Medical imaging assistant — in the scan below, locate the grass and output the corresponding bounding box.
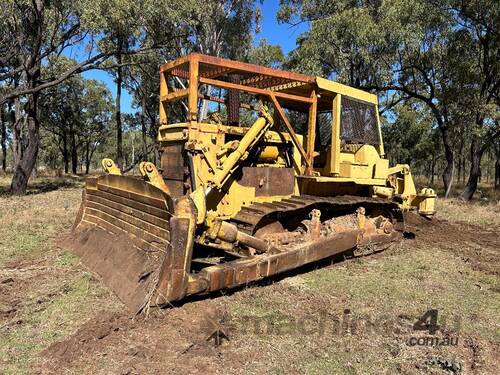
[0,187,82,267]
[0,175,498,374]
[301,246,499,339]
[224,191,499,374]
[436,199,500,227]
[226,241,499,374]
[412,176,500,226]
[0,174,83,196]
[0,273,94,374]
[0,176,121,374]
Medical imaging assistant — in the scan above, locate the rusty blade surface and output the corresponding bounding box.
[62,175,173,313]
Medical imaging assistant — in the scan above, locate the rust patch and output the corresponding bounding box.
[236,166,295,196]
[62,224,164,313]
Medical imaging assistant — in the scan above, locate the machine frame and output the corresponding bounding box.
[157,53,435,215]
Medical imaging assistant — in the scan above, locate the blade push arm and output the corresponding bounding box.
[209,105,274,189]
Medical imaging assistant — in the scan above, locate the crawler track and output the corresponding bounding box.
[230,194,405,235]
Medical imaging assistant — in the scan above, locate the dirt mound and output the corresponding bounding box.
[401,212,499,275]
[40,301,243,374]
[28,212,500,374]
[42,311,129,366]
[403,211,435,229]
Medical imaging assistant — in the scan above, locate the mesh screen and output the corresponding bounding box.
[316,111,333,146]
[340,97,380,144]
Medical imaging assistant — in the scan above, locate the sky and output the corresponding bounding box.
[81,1,308,114]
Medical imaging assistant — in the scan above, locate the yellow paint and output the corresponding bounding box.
[316,77,378,105]
[209,106,273,189]
[327,94,342,175]
[154,54,436,223]
[139,161,171,195]
[101,159,121,175]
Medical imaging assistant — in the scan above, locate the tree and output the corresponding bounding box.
[80,79,114,174]
[0,103,7,172]
[447,1,500,199]
[0,0,192,193]
[494,136,500,189]
[123,0,269,161]
[382,103,434,166]
[279,0,499,199]
[40,58,85,174]
[0,0,112,193]
[86,0,193,171]
[40,58,113,174]
[247,38,284,68]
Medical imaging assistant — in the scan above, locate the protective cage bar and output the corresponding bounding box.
[159,53,381,174]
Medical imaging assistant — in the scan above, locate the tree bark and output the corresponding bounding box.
[85,141,90,174]
[11,95,24,167]
[140,95,148,159]
[495,154,500,189]
[439,126,454,198]
[62,132,69,173]
[70,122,78,174]
[115,38,124,171]
[430,153,436,186]
[0,106,6,172]
[10,92,40,194]
[9,0,44,194]
[495,141,500,190]
[457,140,464,185]
[461,154,466,185]
[462,135,484,200]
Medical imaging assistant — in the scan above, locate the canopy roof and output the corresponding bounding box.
[160,53,378,112]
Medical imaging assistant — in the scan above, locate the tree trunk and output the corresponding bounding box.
[461,154,466,185]
[11,95,24,167]
[494,141,500,190]
[440,127,454,198]
[10,92,40,194]
[115,40,124,171]
[457,154,463,186]
[140,95,147,159]
[8,0,44,194]
[70,123,78,174]
[495,154,500,189]
[457,131,465,185]
[131,132,135,165]
[62,132,69,173]
[85,142,90,174]
[462,136,484,200]
[0,106,6,172]
[430,154,436,186]
[486,150,491,183]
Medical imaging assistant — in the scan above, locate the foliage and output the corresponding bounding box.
[247,38,285,68]
[382,103,435,168]
[279,0,500,197]
[39,58,113,173]
[0,0,497,197]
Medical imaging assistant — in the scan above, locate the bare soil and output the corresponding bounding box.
[29,214,499,375]
[0,180,498,375]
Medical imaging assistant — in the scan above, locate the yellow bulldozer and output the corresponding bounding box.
[65,54,436,313]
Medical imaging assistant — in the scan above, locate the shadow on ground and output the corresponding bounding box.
[0,175,84,196]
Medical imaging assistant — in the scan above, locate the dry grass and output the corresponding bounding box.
[0,176,122,374]
[0,176,498,374]
[226,241,499,374]
[435,199,500,227]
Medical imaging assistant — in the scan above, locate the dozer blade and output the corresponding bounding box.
[62,175,174,313]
